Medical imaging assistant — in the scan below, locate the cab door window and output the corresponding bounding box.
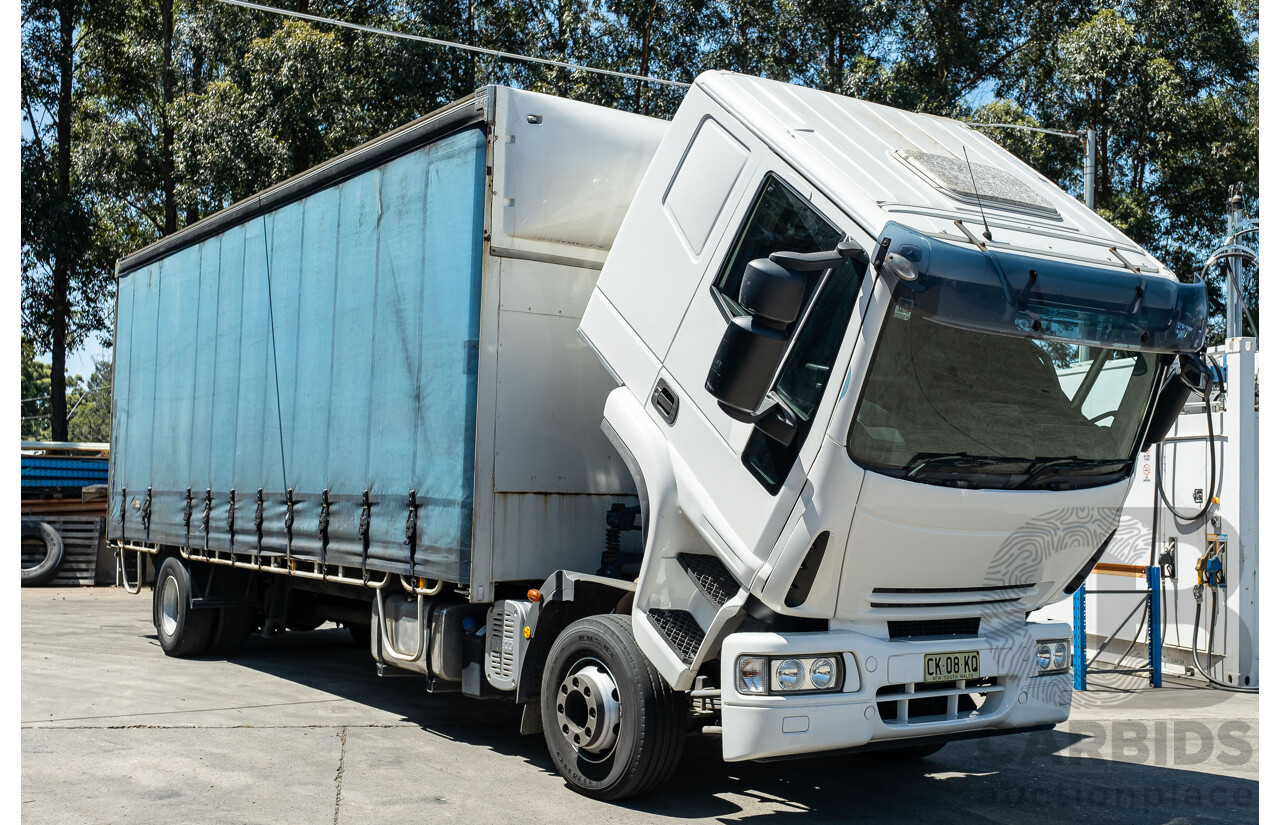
[714,175,864,493]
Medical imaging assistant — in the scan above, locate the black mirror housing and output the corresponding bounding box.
[739,259,806,325]
[706,316,788,414]
[1141,366,1194,451]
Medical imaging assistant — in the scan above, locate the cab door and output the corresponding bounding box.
[658,168,873,577]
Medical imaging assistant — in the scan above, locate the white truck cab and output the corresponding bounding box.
[579,72,1206,764]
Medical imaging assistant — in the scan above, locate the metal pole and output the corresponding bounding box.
[1084,128,1096,211]
[1073,584,1087,691]
[1147,566,1162,687]
[1227,185,1244,339]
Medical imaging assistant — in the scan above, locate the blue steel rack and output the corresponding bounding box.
[1072,566,1162,690]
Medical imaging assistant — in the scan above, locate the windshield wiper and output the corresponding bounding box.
[904,452,1021,478]
[1018,457,1129,490]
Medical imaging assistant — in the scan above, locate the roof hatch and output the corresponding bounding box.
[898,150,1059,218]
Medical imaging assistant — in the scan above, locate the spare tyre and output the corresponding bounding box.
[21,520,65,586]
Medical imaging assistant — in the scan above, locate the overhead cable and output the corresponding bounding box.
[214,0,691,88]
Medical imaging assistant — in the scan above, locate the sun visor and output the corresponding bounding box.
[879,222,1207,354]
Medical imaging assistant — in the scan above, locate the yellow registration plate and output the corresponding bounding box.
[923,650,980,683]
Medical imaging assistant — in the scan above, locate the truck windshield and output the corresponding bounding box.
[848,306,1160,490]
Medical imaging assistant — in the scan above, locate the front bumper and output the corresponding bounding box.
[719,623,1073,761]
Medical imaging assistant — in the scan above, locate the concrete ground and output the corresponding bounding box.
[22,587,1258,824]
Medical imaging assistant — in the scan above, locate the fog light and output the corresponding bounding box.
[736,656,767,694]
[775,659,804,691]
[809,658,836,690]
[1053,642,1068,670]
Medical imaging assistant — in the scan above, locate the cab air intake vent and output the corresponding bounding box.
[785,532,829,608]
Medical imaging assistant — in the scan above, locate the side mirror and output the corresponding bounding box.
[705,241,867,434]
[1141,354,1208,451]
[705,259,805,415]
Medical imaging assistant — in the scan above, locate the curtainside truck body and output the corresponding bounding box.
[109,73,1208,799]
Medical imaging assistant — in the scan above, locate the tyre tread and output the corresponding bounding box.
[542,613,687,800]
[20,520,66,586]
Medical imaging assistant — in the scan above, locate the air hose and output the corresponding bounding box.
[1155,353,1219,523]
[1191,583,1258,693]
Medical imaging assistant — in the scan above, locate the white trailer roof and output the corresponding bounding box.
[696,72,1169,278]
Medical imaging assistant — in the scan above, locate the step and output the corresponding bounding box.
[677,552,738,608]
[647,608,705,665]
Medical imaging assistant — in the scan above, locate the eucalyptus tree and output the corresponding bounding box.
[996,0,1256,337]
[21,0,120,441]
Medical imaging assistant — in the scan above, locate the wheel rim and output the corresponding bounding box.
[160,573,180,637]
[554,657,622,762]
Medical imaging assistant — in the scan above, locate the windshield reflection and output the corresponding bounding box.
[848,302,1160,490]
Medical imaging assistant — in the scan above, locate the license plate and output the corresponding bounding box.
[923,650,980,683]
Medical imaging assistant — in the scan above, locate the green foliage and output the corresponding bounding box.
[21,338,53,442]
[67,358,113,443]
[21,0,1260,391]
[20,338,108,443]
[997,0,1257,342]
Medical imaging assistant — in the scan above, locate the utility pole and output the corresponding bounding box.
[1084,128,1096,210]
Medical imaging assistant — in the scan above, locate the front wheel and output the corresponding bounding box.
[541,614,687,800]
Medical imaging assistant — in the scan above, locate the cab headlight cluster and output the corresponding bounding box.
[736,655,844,695]
[1034,639,1070,675]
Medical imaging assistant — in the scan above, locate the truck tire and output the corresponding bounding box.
[207,606,255,656]
[540,614,687,800]
[20,520,65,586]
[879,742,946,761]
[154,556,213,657]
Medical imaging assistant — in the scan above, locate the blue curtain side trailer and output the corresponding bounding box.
[108,88,666,599]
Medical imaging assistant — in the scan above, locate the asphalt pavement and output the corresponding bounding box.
[21,587,1259,824]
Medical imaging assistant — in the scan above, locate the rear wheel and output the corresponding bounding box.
[154,557,213,657]
[540,614,687,800]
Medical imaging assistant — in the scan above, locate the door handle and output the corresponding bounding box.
[651,379,679,425]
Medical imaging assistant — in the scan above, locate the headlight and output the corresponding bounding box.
[1034,639,1070,675]
[734,654,845,694]
[809,658,836,690]
[775,659,804,691]
[736,656,767,694]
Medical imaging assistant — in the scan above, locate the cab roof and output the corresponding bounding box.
[696,72,1170,279]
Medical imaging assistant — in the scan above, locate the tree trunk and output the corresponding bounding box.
[51,0,76,442]
[161,0,176,234]
[636,1,659,115]
[186,42,204,226]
